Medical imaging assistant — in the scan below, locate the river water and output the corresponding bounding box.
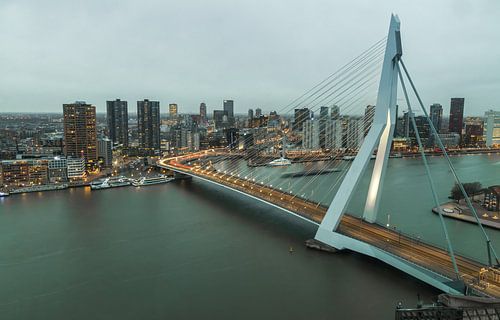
[0,154,499,319]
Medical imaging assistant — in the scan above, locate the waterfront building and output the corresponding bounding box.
[302,119,320,150]
[225,128,239,149]
[484,110,500,147]
[48,157,68,183]
[199,102,207,121]
[67,157,86,180]
[137,99,161,153]
[324,120,343,150]
[429,103,443,133]
[449,98,464,138]
[98,138,113,168]
[463,117,484,146]
[293,108,310,132]
[0,159,49,188]
[106,99,128,147]
[63,101,98,170]
[437,133,460,148]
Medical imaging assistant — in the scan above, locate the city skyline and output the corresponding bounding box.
[0,1,499,115]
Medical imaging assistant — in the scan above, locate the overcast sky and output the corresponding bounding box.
[0,0,498,116]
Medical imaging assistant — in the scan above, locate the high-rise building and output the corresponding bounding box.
[169,103,178,118]
[137,99,161,153]
[98,137,113,168]
[223,100,234,119]
[324,120,342,150]
[302,119,320,149]
[319,106,329,148]
[429,103,443,133]
[63,101,97,169]
[449,98,464,137]
[199,102,207,121]
[345,117,365,149]
[248,108,254,119]
[255,108,262,117]
[462,117,484,146]
[293,108,310,131]
[331,105,340,120]
[484,110,500,147]
[106,99,128,147]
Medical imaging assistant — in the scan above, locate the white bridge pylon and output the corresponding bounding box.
[316,14,401,236]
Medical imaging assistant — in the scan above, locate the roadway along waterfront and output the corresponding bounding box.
[159,151,500,297]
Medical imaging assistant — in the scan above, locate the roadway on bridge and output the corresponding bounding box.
[158,151,500,298]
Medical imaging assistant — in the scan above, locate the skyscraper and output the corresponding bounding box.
[293,108,310,131]
[302,119,320,149]
[97,137,113,168]
[248,108,254,119]
[106,99,128,147]
[429,103,443,133]
[63,101,97,169]
[223,100,234,125]
[319,106,329,148]
[199,102,207,121]
[449,98,464,137]
[169,103,178,118]
[255,108,262,117]
[137,99,161,153]
[331,105,340,120]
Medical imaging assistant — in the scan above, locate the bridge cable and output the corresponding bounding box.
[399,58,500,267]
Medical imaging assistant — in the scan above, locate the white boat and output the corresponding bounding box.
[342,155,376,161]
[91,176,131,190]
[132,175,175,187]
[0,191,10,197]
[268,135,292,167]
[268,157,292,166]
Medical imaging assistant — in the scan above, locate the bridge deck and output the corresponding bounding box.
[158,152,500,298]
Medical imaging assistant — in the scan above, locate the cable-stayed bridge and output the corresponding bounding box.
[158,15,500,298]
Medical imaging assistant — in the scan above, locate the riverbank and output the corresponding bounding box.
[433,201,500,230]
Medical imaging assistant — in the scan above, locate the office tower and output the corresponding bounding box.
[324,120,343,149]
[364,105,376,136]
[429,103,443,133]
[199,102,207,120]
[169,103,178,118]
[223,100,234,119]
[331,105,340,120]
[63,101,97,169]
[98,138,113,168]
[293,108,310,131]
[484,110,500,147]
[449,98,465,136]
[255,108,262,117]
[319,106,329,148]
[302,119,320,149]
[248,108,254,119]
[137,99,161,152]
[106,99,128,147]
